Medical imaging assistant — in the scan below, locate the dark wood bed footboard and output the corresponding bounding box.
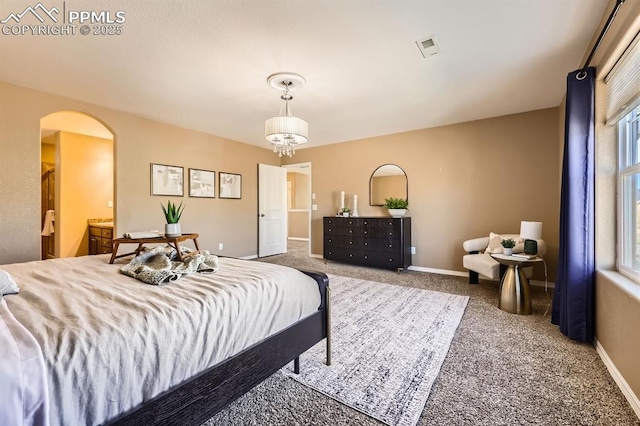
[108,270,330,426]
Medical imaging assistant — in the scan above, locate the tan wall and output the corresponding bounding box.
[288,211,309,239]
[284,108,560,280]
[596,272,640,401]
[0,81,279,264]
[57,132,114,257]
[287,172,310,238]
[41,138,55,163]
[584,0,640,406]
[295,173,310,209]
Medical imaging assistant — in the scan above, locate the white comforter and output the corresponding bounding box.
[1,255,321,426]
[0,297,49,426]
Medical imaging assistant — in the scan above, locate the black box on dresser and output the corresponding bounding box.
[323,216,411,271]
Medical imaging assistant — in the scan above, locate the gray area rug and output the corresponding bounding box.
[281,274,468,426]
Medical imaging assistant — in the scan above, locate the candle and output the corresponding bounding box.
[353,195,359,217]
[341,191,345,209]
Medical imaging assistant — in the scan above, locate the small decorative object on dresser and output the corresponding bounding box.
[383,197,408,218]
[323,216,411,271]
[501,238,516,256]
[162,200,184,237]
[339,207,351,217]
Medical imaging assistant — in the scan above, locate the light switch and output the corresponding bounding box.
[107,200,113,208]
[312,204,318,211]
[312,193,316,200]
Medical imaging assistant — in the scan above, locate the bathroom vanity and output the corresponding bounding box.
[88,219,114,255]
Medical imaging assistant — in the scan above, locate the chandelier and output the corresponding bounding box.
[265,73,309,157]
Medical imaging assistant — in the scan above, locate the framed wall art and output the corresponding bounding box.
[151,163,184,197]
[219,172,242,199]
[189,168,216,198]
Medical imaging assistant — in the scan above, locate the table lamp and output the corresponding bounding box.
[520,221,543,255]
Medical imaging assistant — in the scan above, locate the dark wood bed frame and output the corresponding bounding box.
[108,270,331,426]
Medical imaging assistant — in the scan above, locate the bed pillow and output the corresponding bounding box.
[0,269,20,295]
[484,232,524,254]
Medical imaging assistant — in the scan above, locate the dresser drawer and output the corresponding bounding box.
[101,238,113,248]
[101,228,113,239]
[369,219,401,237]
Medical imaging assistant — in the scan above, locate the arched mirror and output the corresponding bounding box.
[369,164,408,206]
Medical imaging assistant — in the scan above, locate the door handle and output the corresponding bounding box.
[259,214,265,217]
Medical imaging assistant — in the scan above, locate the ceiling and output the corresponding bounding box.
[0,1,608,149]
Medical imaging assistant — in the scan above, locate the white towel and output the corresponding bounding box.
[0,269,19,295]
[41,210,55,236]
[123,230,162,239]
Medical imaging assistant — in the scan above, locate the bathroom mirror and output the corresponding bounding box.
[369,164,408,206]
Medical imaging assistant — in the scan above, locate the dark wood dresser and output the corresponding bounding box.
[323,216,411,271]
[88,222,114,255]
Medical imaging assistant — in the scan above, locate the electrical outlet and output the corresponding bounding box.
[312,204,318,211]
[218,243,224,250]
[411,246,416,254]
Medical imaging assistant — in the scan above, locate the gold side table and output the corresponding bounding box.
[490,254,543,315]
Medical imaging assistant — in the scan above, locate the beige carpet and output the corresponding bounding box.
[205,241,639,426]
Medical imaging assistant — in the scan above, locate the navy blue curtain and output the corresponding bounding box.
[552,67,596,343]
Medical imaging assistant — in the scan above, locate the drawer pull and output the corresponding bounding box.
[328,239,332,243]
[389,258,393,262]
[364,255,368,259]
[389,244,392,248]
[349,221,353,225]
[349,254,353,258]
[349,230,353,234]
[349,241,353,245]
[389,232,393,236]
[364,242,368,246]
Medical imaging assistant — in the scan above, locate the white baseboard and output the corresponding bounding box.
[309,254,323,259]
[407,265,555,287]
[408,265,467,277]
[239,254,258,260]
[288,237,309,241]
[594,338,640,420]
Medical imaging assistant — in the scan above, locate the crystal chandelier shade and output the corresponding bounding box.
[264,73,309,157]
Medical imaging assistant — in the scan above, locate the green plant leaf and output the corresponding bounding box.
[162,200,184,224]
[383,197,409,209]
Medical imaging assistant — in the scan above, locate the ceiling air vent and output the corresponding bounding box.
[416,35,441,58]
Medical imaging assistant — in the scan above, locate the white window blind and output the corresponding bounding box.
[605,32,640,125]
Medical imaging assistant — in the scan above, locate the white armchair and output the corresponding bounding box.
[462,233,546,284]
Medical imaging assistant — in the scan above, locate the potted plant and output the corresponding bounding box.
[340,207,351,217]
[501,238,516,256]
[383,197,409,218]
[161,200,184,237]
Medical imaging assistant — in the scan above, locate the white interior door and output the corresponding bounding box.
[258,163,287,257]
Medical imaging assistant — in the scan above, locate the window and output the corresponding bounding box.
[618,106,640,281]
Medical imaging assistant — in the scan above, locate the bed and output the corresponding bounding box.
[0,254,330,426]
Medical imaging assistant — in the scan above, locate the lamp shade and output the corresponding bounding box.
[265,116,309,144]
[520,221,543,240]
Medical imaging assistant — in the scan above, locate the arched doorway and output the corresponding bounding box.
[40,111,115,259]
